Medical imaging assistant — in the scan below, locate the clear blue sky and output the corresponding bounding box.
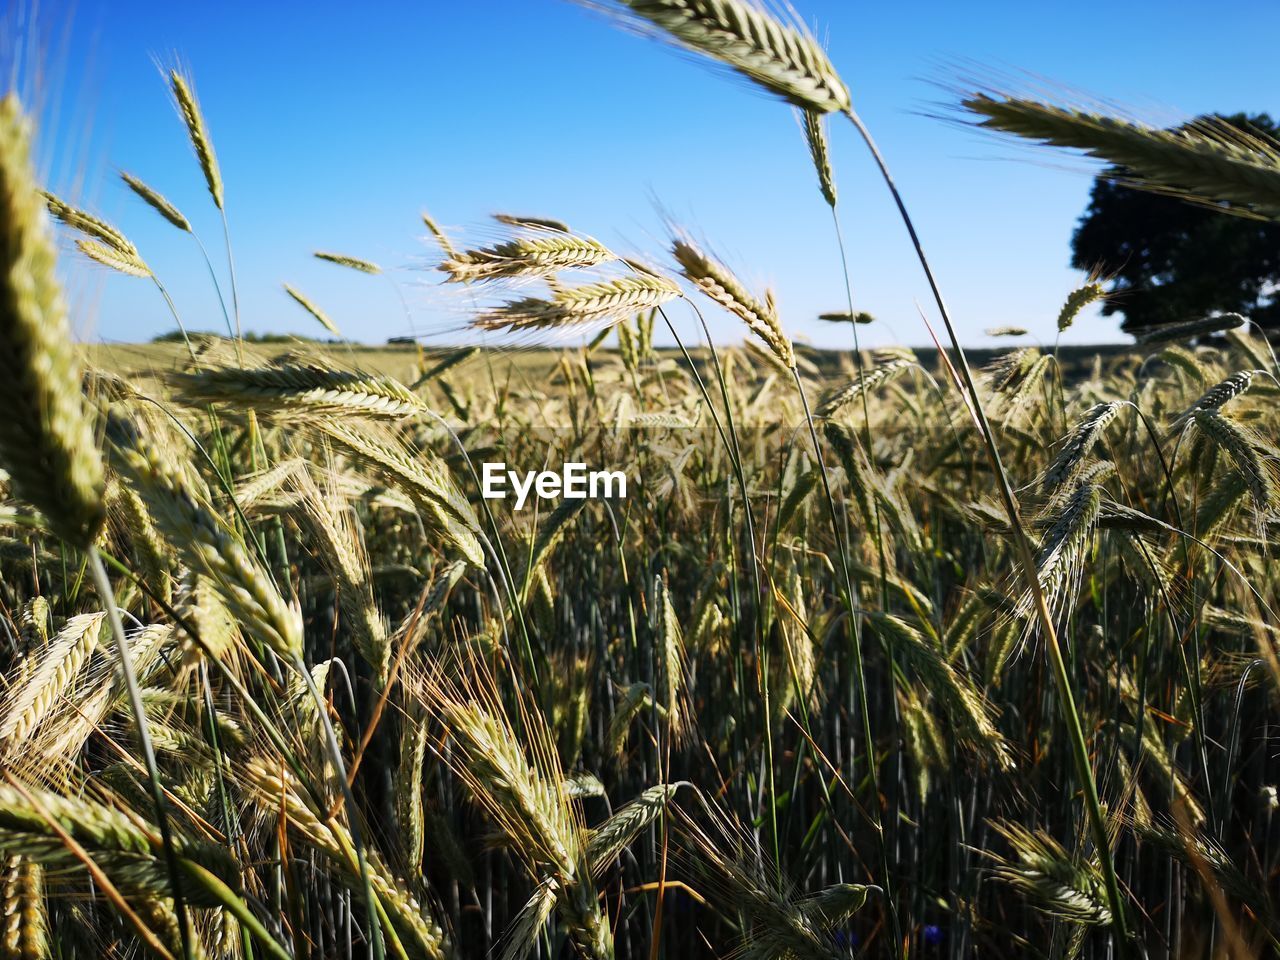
[15,0,1280,349]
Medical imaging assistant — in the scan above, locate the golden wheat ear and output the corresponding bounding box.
[440,232,614,284]
[474,274,680,335]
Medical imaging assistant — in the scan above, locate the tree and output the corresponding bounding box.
[1070,112,1280,335]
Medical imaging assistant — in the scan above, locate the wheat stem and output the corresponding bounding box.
[842,104,1131,950]
[87,549,195,960]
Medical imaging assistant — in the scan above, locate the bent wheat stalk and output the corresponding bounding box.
[840,104,1132,947]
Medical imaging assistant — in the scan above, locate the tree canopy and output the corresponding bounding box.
[1070,112,1280,335]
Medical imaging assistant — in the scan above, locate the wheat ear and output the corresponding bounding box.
[107,413,304,660]
[1057,281,1105,332]
[492,213,572,232]
[440,234,614,283]
[172,359,424,420]
[420,210,457,258]
[75,239,152,277]
[0,613,103,753]
[817,356,916,417]
[1042,401,1124,492]
[1131,312,1246,344]
[1192,410,1274,512]
[169,70,223,210]
[801,108,837,207]
[964,95,1280,217]
[0,855,45,960]
[120,173,191,232]
[283,284,341,337]
[0,97,106,547]
[474,274,679,334]
[671,237,793,366]
[986,820,1112,926]
[314,251,381,274]
[600,0,851,114]
[319,421,485,566]
[39,191,136,255]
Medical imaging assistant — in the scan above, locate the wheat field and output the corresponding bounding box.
[2,2,1280,958]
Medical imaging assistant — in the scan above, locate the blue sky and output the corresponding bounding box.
[15,0,1280,348]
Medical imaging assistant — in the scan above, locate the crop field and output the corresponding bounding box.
[3,2,1280,959]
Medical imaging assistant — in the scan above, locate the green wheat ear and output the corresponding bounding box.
[0,96,106,548]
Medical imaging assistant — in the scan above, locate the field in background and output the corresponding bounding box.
[93,339,1134,391]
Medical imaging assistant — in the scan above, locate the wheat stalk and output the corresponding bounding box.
[0,97,106,548]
